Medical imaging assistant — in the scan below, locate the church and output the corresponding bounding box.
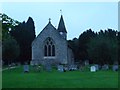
[31,15,74,66]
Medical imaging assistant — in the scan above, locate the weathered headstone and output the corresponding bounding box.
[90,66,96,72]
[63,66,68,71]
[58,65,63,72]
[68,65,72,71]
[74,65,77,70]
[68,65,77,71]
[45,62,52,72]
[84,60,89,66]
[11,63,15,66]
[102,64,109,70]
[113,65,118,71]
[23,64,29,73]
[30,61,34,66]
[94,64,99,71]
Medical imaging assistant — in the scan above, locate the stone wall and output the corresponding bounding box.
[31,22,68,65]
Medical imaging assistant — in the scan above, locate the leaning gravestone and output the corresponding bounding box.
[58,65,63,72]
[90,66,96,72]
[23,64,29,73]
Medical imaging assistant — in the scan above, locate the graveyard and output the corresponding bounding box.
[2,65,118,88]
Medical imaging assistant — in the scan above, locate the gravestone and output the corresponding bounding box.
[68,65,72,71]
[30,61,34,66]
[11,63,15,66]
[69,65,73,71]
[84,60,89,66]
[58,65,63,72]
[112,65,118,71]
[43,59,52,72]
[23,64,29,73]
[73,65,77,70]
[94,64,99,71]
[63,66,68,72]
[68,65,77,71]
[90,66,96,72]
[102,64,109,70]
[45,62,52,72]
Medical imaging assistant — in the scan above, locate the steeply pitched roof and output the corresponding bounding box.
[57,15,67,33]
[43,20,56,30]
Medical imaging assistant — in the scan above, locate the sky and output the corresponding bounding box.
[1,2,118,40]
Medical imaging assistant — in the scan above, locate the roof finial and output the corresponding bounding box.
[49,18,51,23]
[60,9,62,15]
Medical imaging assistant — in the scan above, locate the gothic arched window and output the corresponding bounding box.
[44,37,55,57]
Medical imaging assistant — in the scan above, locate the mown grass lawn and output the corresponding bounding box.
[2,66,118,88]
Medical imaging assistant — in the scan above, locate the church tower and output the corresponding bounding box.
[57,15,67,39]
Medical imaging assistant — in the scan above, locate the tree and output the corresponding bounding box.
[78,29,96,62]
[1,13,20,64]
[1,13,20,40]
[87,29,118,65]
[10,17,36,63]
[0,21,2,41]
[2,36,20,65]
[117,31,120,64]
[68,38,79,62]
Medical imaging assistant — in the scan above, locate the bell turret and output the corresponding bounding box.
[57,15,67,39]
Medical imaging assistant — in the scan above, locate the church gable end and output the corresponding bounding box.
[31,15,74,66]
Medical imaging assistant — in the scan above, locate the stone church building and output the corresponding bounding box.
[31,15,74,66]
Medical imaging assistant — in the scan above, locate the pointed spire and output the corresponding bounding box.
[58,15,67,33]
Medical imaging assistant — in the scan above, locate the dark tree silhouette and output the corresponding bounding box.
[117,31,120,64]
[87,29,118,65]
[1,13,20,64]
[78,29,96,62]
[10,17,36,64]
[68,29,118,65]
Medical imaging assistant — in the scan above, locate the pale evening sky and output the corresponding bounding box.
[1,2,118,40]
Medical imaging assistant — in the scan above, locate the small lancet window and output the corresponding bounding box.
[44,45,47,56]
[52,45,55,56]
